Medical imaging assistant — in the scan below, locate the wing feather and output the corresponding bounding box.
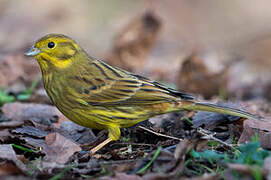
[68,60,195,106]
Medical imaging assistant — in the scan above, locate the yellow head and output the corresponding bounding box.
[25,34,81,70]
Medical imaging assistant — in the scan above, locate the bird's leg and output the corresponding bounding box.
[90,137,112,155]
[90,126,120,155]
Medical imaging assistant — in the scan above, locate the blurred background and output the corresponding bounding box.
[1,0,271,107]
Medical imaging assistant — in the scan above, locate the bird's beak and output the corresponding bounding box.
[24,45,41,57]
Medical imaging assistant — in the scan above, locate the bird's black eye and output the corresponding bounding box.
[48,42,55,48]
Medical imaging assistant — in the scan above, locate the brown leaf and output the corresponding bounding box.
[0,121,24,129]
[0,129,14,142]
[107,12,161,72]
[2,102,61,122]
[0,162,22,176]
[172,139,196,174]
[101,172,143,180]
[58,121,96,144]
[20,137,47,153]
[227,61,271,100]
[12,126,49,138]
[143,173,174,180]
[0,144,27,175]
[177,54,229,99]
[182,173,219,180]
[44,132,81,164]
[174,139,194,160]
[239,117,271,149]
[0,54,39,89]
[2,102,69,130]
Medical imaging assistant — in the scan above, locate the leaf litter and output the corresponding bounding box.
[0,6,271,180]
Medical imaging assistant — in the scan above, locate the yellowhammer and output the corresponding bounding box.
[25,34,260,154]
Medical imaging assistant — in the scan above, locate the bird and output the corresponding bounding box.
[24,34,260,155]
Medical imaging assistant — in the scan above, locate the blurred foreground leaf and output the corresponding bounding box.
[0,76,41,106]
[0,89,15,106]
[232,141,269,166]
[190,139,269,167]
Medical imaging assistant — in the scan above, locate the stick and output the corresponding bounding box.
[138,125,183,141]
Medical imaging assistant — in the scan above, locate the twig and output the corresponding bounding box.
[138,125,183,141]
[197,127,239,152]
[112,142,156,147]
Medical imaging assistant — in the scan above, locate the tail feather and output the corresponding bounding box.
[182,101,262,120]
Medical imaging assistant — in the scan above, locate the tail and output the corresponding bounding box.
[182,101,262,120]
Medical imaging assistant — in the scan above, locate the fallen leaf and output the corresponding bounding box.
[177,54,229,99]
[0,129,14,142]
[174,139,194,160]
[2,102,63,123]
[172,139,196,174]
[0,121,24,129]
[59,121,96,145]
[72,159,101,175]
[12,126,49,138]
[107,12,161,72]
[2,102,69,131]
[0,144,27,175]
[20,136,47,153]
[239,117,271,149]
[143,173,174,180]
[101,172,143,180]
[181,173,219,180]
[0,162,23,176]
[0,54,40,89]
[228,60,271,100]
[44,132,81,164]
[192,111,239,129]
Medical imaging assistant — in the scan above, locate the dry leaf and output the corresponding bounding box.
[2,102,69,130]
[107,12,161,72]
[44,132,81,164]
[0,54,39,89]
[101,172,143,180]
[178,54,229,99]
[0,145,27,175]
[239,117,271,149]
[12,126,49,138]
